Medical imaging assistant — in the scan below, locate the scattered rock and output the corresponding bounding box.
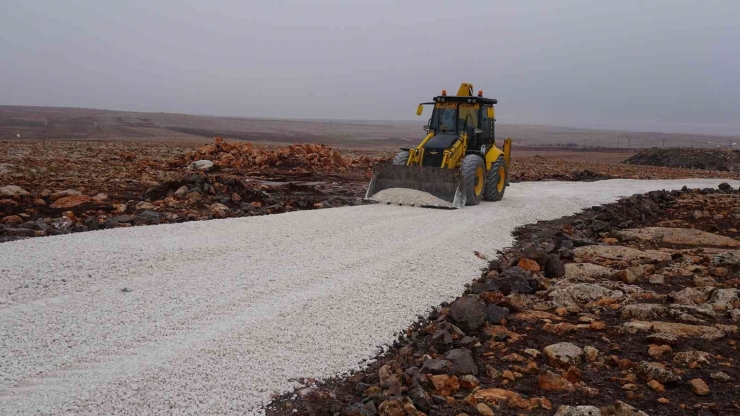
[648,344,673,360]
[554,406,601,416]
[688,378,709,396]
[517,257,540,272]
[622,321,727,341]
[635,361,681,383]
[188,159,214,170]
[543,342,584,367]
[445,348,478,376]
[472,403,492,416]
[209,203,230,218]
[449,296,487,332]
[0,185,29,197]
[647,379,665,393]
[485,304,509,323]
[544,254,566,278]
[538,370,576,392]
[583,346,599,363]
[573,245,671,262]
[430,374,459,396]
[648,274,665,285]
[563,263,614,282]
[710,372,731,382]
[673,350,712,366]
[50,195,91,209]
[495,266,537,295]
[2,215,22,225]
[549,283,623,309]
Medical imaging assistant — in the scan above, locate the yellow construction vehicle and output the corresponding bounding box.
[366,83,512,208]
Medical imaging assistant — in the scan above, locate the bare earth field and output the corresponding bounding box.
[2,137,739,244]
[2,105,737,148]
[3,106,740,416]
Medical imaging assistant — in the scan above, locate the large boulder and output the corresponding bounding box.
[711,251,740,267]
[495,266,537,295]
[544,254,566,278]
[449,295,487,332]
[549,283,623,308]
[444,348,478,376]
[622,321,727,341]
[0,185,29,198]
[573,245,671,262]
[564,263,614,282]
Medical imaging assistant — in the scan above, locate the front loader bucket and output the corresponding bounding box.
[365,164,464,209]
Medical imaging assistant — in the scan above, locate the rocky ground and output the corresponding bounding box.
[267,183,740,416]
[0,138,385,242]
[624,148,740,172]
[2,139,739,243]
[510,155,740,182]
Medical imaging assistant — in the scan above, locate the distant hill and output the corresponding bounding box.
[1,105,735,149]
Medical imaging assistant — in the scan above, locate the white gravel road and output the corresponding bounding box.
[0,179,736,415]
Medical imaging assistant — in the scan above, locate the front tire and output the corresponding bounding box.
[483,155,507,201]
[462,154,485,206]
[392,150,410,166]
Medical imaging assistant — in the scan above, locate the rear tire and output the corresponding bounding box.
[392,151,410,166]
[462,154,485,206]
[483,155,507,201]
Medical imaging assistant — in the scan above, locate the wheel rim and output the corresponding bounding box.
[475,166,484,196]
[497,166,506,192]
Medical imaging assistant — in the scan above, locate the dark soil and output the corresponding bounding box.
[624,148,740,172]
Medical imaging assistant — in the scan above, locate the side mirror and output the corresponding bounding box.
[487,106,494,119]
[416,104,424,116]
[423,125,430,132]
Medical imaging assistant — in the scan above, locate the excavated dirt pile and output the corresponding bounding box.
[268,183,740,416]
[624,148,740,172]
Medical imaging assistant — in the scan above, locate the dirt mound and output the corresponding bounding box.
[624,148,740,172]
[171,137,383,175]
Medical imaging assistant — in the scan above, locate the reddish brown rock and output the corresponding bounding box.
[50,195,91,209]
[430,374,459,397]
[538,370,576,392]
[688,378,709,396]
[517,258,541,272]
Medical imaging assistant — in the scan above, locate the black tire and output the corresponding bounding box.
[461,154,485,206]
[392,150,410,166]
[483,155,507,201]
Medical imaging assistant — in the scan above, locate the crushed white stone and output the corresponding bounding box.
[0,179,737,415]
[370,187,453,207]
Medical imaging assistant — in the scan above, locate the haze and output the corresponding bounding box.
[1,0,738,136]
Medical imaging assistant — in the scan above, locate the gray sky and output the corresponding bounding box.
[1,0,739,135]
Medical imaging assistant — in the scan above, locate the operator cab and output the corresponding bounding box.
[419,88,498,158]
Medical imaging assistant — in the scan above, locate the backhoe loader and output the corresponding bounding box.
[366,83,512,208]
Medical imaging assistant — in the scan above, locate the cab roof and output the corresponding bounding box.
[432,95,498,105]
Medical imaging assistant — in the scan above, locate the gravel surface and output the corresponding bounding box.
[0,179,737,415]
[370,187,453,207]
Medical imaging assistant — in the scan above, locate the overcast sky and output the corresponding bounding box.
[1,0,738,135]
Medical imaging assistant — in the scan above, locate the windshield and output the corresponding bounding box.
[431,108,457,133]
